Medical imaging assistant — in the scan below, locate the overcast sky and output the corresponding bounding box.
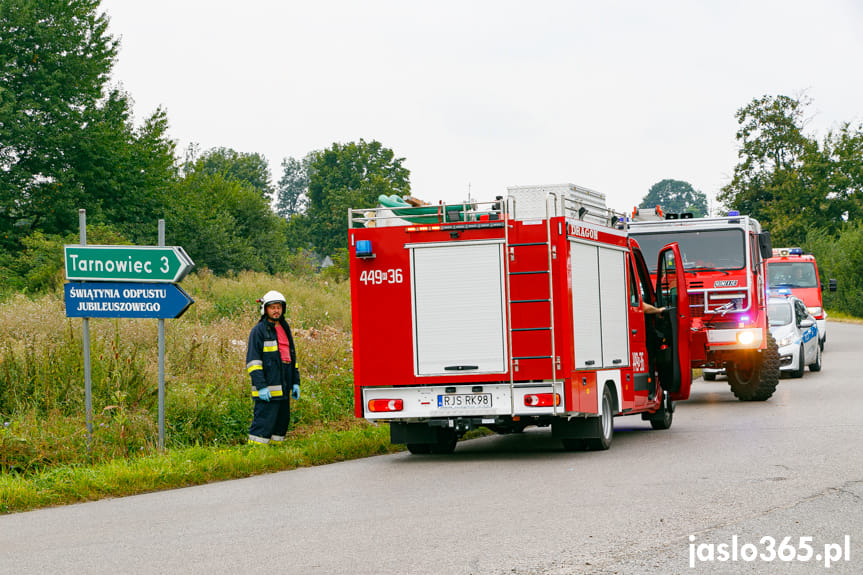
[99,0,863,213]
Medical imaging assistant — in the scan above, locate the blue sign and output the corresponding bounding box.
[64,282,194,318]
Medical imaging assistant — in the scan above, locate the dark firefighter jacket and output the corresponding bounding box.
[246,316,299,400]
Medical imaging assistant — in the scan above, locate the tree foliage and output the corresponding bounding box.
[0,0,176,247]
[805,223,863,317]
[306,139,410,256]
[0,224,128,295]
[184,147,272,200]
[640,179,708,217]
[717,94,862,245]
[165,172,288,275]
[275,154,313,219]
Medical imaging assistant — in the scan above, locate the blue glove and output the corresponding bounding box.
[291,384,300,400]
[257,387,271,402]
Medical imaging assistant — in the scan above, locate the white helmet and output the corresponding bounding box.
[258,290,286,316]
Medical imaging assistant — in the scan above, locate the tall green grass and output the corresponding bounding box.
[0,270,356,475]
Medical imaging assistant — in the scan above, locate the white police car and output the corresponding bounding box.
[768,295,821,377]
[701,295,821,380]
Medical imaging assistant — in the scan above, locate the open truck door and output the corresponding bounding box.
[655,243,692,400]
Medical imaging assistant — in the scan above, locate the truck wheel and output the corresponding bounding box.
[809,345,822,372]
[790,345,805,378]
[586,386,614,451]
[406,443,432,455]
[561,438,587,451]
[703,371,717,381]
[429,429,458,454]
[648,391,674,430]
[727,333,780,401]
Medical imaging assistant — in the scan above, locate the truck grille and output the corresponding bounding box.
[689,290,749,317]
[689,293,705,317]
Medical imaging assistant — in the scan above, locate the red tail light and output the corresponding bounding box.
[368,399,404,412]
[524,393,560,407]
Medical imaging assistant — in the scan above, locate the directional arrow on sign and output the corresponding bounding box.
[64,282,195,319]
[64,245,195,283]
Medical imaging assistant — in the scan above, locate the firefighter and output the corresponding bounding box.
[246,290,300,445]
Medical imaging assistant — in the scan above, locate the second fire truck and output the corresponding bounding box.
[766,247,835,350]
[348,185,692,454]
[628,209,780,401]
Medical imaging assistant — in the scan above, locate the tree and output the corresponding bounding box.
[275,154,314,219]
[823,121,863,223]
[73,102,177,245]
[165,172,289,275]
[717,94,843,245]
[640,179,708,217]
[306,139,410,256]
[184,147,272,199]
[0,0,177,246]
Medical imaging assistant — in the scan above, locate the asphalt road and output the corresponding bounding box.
[1,321,861,575]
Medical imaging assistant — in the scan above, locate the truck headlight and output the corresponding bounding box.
[736,331,755,345]
[807,306,822,318]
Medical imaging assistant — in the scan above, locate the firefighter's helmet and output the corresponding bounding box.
[258,290,286,316]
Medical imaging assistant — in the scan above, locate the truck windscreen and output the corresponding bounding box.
[767,262,818,288]
[630,229,746,273]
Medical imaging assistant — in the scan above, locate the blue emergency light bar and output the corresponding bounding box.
[773,247,804,257]
[768,287,793,297]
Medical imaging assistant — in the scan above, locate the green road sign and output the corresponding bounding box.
[64,245,195,283]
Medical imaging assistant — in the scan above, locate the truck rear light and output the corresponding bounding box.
[368,399,404,412]
[524,393,560,407]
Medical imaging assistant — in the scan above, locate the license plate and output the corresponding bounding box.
[437,393,492,408]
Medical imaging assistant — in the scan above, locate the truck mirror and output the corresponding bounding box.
[758,232,772,259]
[829,278,837,292]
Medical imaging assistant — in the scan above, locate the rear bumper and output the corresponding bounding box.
[362,382,562,420]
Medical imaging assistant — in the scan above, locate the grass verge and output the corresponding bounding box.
[825,310,863,325]
[0,423,401,515]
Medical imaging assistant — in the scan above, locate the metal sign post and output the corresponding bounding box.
[158,219,166,450]
[79,210,93,454]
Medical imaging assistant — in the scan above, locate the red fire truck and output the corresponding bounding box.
[766,247,835,350]
[627,209,780,401]
[348,185,692,454]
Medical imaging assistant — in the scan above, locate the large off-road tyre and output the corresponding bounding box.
[585,386,614,451]
[406,443,432,455]
[809,344,822,372]
[790,345,805,378]
[703,371,717,381]
[727,332,780,401]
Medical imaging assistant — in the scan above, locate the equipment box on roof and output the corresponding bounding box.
[506,183,608,223]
